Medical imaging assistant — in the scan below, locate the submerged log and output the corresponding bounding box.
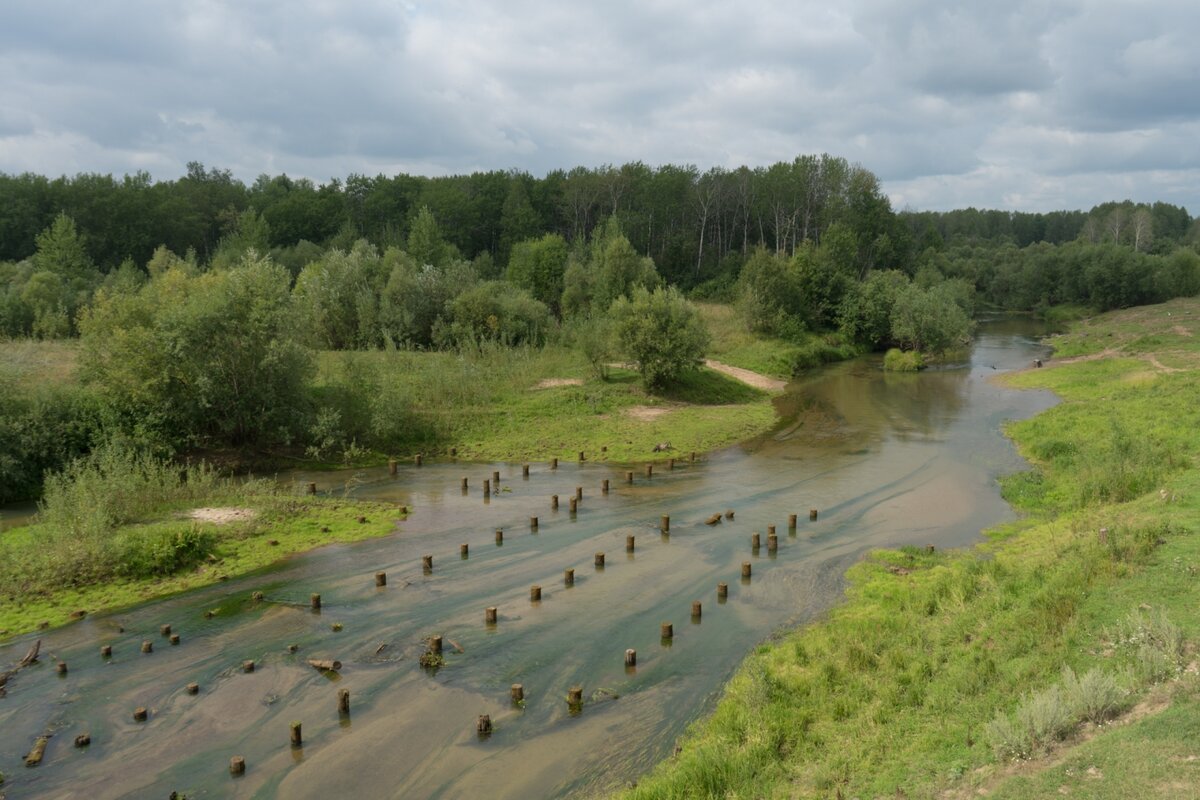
[307,659,342,672]
[705,513,722,525]
[24,735,50,766]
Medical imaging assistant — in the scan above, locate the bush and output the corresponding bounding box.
[610,286,711,389]
[883,348,924,371]
[1061,666,1127,724]
[113,525,215,579]
[986,683,1075,760]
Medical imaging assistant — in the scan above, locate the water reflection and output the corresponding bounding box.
[0,318,1056,799]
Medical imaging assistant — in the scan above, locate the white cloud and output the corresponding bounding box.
[0,0,1197,211]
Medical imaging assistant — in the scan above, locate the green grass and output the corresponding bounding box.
[0,495,401,640]
[697,303,860,379]
[312,340,777,464]
[617,296,1200,799]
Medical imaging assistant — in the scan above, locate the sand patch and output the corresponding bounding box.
[625,405,672,421]
[187,507,258,525]
[703,359,786,392]
[1173,324,1193,337]
[533,378,583,389]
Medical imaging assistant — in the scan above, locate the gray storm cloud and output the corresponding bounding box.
[0,0,1196,211]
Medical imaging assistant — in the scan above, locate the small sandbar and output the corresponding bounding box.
[533,377,583,389]
[186,507,258,525]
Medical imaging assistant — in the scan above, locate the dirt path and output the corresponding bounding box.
[703,359,787,392]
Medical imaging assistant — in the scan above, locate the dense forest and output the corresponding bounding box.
[2,154,1200,504]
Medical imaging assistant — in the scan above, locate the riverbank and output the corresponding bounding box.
[0,495,403,642]
[619,297,1200,798]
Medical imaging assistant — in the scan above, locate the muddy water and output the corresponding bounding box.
[0,317,1056,799]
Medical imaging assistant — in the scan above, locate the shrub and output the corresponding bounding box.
[610,286,711,389]
[883,348,924,371]
[113,525,215,579]
[986,683,1075,760]
[1061,666,1127,724]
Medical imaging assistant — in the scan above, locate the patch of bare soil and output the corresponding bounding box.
[703,359,787,392]
[187,507,258,525]
[625,405,673,421]
[533,377,584,389]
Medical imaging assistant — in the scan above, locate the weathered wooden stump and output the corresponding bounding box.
[133,707,148,722]
[414,454,423,466]
[170,633,181,646]
[429,635,443,654]
[751,533,761,550]
[661,622,673,639]
[101,645,112,657]
[595,552,605,568]
[602,478,609,494]
[422,554,433,573]
[160,624,172,637]
[522,463,530,477]
[25,735,50,766]
[568,686,583,705]
[626,535,635,552]
[550,457,558,470]
[809,508,818,520]
[460,543,469,558]
[229,755,246,776]
[485,607,498,624]
[626,471,634,484]
[625,648,637,667]
[308,659,342,672]
[388,458,397,475]
[717,582,728,598]
[338,689,350,715]
[290,722,303,747]
[742,562,752,578]
[767,533,778,552]
[564,568,575,586]
[307,482,317,495]
[311,593,321,610]
[375,572,387,587]
[495,529,504,545]
[691,601,702,619]
[186,682,200,695]
[477,714,492,735]
[511,684,524,703]
[530,585,542,602]
[242,660,255,673]
[74,733,90,748]
[661,515,670,532]
[141,640,153,654]
[530,516,539,531]
[705,513,722,525]
[788,513,798,529]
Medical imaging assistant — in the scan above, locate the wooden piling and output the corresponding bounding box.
[187,682,199,695]
[229,756,246,776]
[290,722,302,747]
[576,486,583,501]
[595,552,605,567]
[692,601,702,619]
[101,645,112,657]
[668,458,675,470]
[579,450,585,461]
[242,660,255,673]
[415,454,423,466]
[751,533,761,549]
[564,568,575,586]
[661,514,670,532]
[522,463,530,477]
[767,533,778,552]
[788,513,798,529]
[74,734,90,748]
[511,684,524,703]
[569,496,578,514]
[141,640,153,654]
[388,458,397,475]
[741,562,752,578]
[550,457,558,470]
[626,471,634,484]
[495,529,504,545]
[492,470,500,486]
[429,635,443,654]
[530,516,539,531]
[307,482,317,495]
[160,624,171,637]
[170,634,181,646]
[767,524,776,537]
[568,686,583,705]
[645,465,653,478]
[602,478,609,494]
[461,477,469,491]
[311,593,321,610]
[661,622,673,639]
[252,591,264,601]
[133,707,148,722]
[483,478,491,495]
[57,661,67,675]
[460,543,469,558]
[626,535,635,552]
[477,714,493,734]
[530,585,542,602]
[337,689,350,715]
[717,582,728,598]
[375,572,387,587]
[24,735,50,766]
[809,508,818,520]
[422,554,433,572]
[450,447,457,456]
[625,648,637,666]
[485,607,498,624]
[552,494,559,509]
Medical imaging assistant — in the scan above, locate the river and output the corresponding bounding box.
[0,317,1057,799]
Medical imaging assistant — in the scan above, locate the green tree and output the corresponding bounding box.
[890,283,973,354]
[406,205,452,268]
[507,233,569,311]
[610,286,710,389]
[79,251,313,447]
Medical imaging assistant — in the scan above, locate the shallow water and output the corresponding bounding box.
[0,317,1056,799]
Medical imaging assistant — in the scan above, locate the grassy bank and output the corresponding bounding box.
[619,297,1200,799]
[698,303,861,380]
[0,449,402,640]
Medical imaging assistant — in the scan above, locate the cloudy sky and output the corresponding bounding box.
[2,0,1198,212]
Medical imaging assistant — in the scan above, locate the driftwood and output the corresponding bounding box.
[704,513,722,525]
[446,638,465,654]
[0,639,41,697]
[307,658,342,672]
[24,734,50,766]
